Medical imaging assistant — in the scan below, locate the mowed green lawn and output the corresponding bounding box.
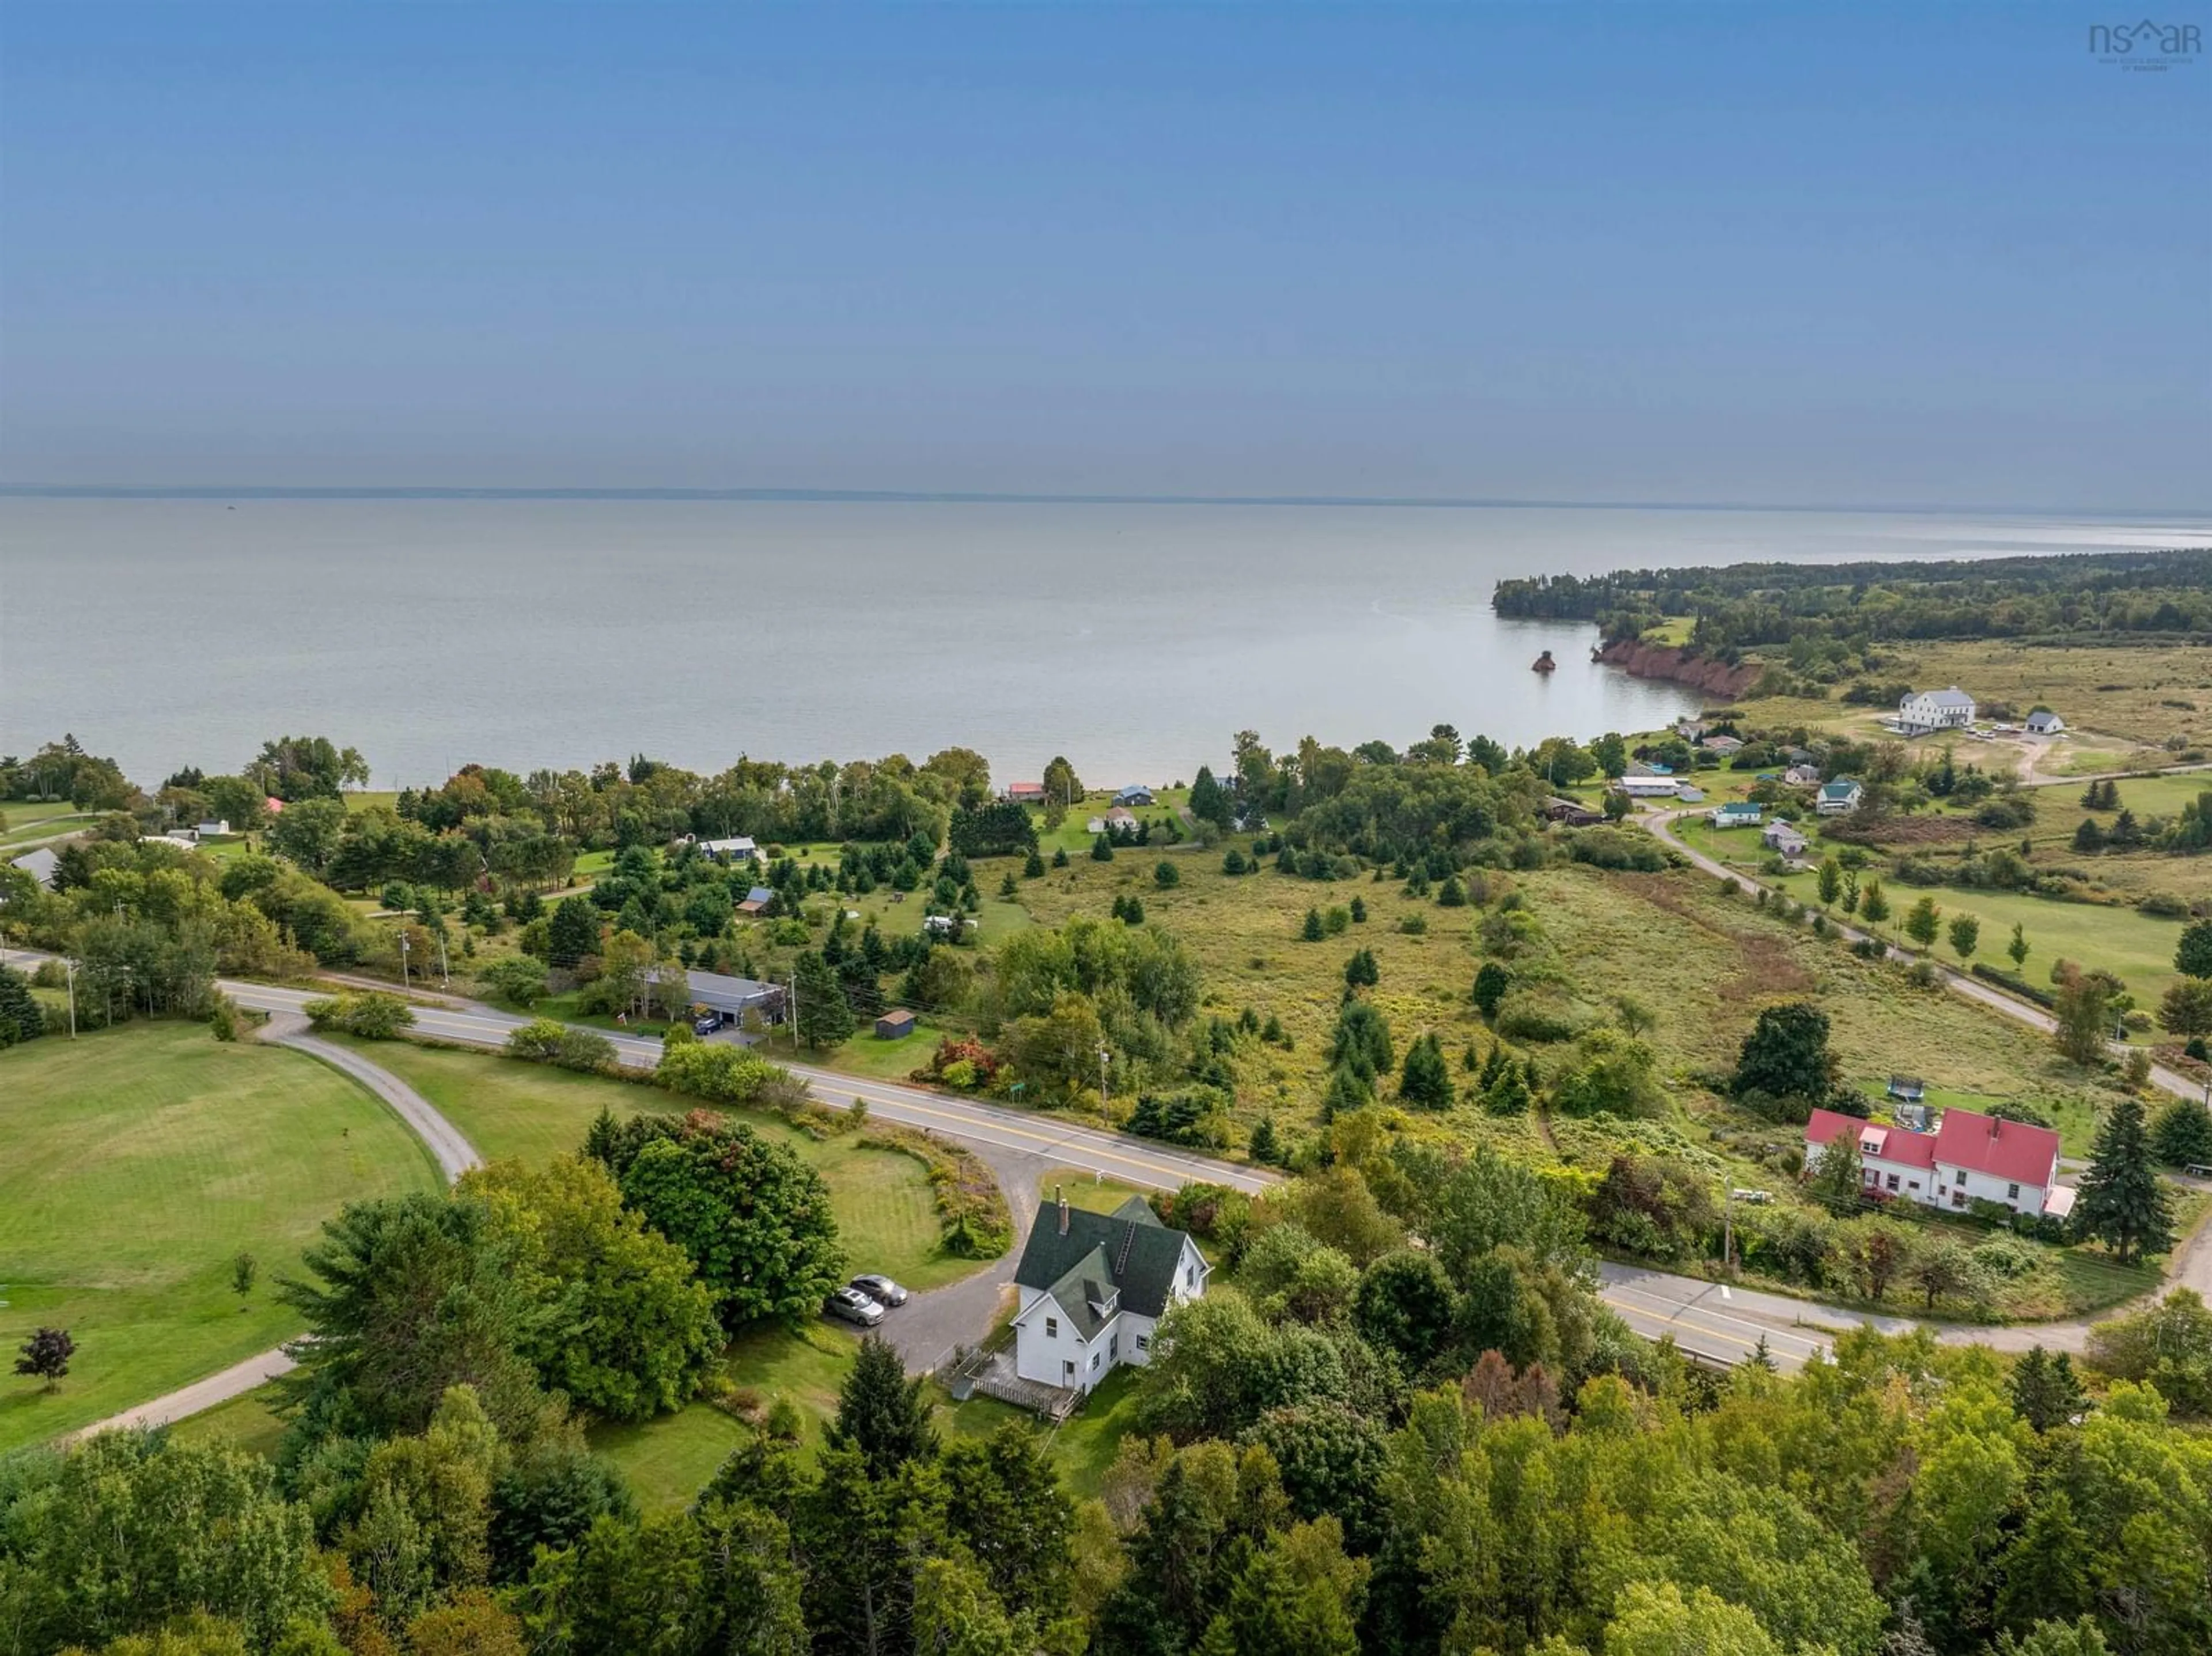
[332,1039,978,1291]
[0,1024,441,1449]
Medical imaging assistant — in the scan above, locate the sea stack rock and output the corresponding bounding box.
[1531,649,1556,674]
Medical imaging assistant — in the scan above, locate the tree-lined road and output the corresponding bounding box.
[214,977,1280,1198]
[1643,807,2204,1105]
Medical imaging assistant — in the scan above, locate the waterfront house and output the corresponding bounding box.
[1817,779,1863,816]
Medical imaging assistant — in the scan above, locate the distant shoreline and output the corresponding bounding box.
[3,485,2206,518]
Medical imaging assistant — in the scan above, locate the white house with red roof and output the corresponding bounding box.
[1805,1104,2069,1220]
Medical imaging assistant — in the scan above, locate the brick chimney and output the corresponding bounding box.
[1057,1185,1070,1236]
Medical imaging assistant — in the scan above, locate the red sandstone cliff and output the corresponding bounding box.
[1594,639,1763,700]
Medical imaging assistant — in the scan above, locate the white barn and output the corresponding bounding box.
[1011,1193,1207,1394]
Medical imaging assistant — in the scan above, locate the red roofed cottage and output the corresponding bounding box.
[1806,1104,2066,1219]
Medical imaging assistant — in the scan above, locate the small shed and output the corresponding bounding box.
[876,1008,916,1040]
[2025,709,2065,735]
[736,885,775,916]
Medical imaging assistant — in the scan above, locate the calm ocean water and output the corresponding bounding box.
[3,497,2207,790]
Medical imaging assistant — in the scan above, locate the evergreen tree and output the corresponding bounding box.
[1052,847,1069,869]
[1320,1065,1373,1121]
[1859,878,1890,927]
[1249,1115,1280,1165]
[791,950,856,1050]
[1349,896,1366,924]
[1482,1066,1532,1116]
[1472,961,1510,1019]
[0,966,43,1048]
[2008,1346,2087,1432]
[1091,833,1115,862]
[1479,1041,1509,1089]
[1435,875,1467,908]
[827,1335,938,1480]
[1398,1033,1453,1109]
[1328,999,1393,1076]
[547,896,602,968]
[1301,908,1325,942]
[1188,765,1233,829]
[2008,922,2030,971]
[2151,1098,2212,1168]
[1343,948,1378,989]
[2073,1096,2175,1263]
[581,1106,623,1169]
[1024,847,1046,878]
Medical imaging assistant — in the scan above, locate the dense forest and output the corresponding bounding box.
[1491,548,2212,653]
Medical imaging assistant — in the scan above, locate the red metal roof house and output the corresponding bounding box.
[1806,1104,2065,1219]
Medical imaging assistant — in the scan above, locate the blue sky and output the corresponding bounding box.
[2,2,2205,506]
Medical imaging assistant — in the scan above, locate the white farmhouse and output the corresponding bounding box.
[1805,1104,2069,1219]
[1816,779,1863,816]
[1897,686,1976,734]
[1012,1193,1207,1394]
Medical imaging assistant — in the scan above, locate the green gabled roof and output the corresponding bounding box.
[1040,1247,1118,1342]
[1014,1200,1196,1320]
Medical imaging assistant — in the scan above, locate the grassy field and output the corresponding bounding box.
[0,1023,441,1449]
[1672,812,2192,1017]
[330,1038,980,1291]
[0,801,101,846]
[1713,639,2209,756]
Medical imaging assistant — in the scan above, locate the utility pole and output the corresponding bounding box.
[64,958,77,1039]
[1099,1045,1111,1112]
[1723,1184,1735,1278]
[788,967,800,1055]
[437,931,450,988]
[398,931,411,993]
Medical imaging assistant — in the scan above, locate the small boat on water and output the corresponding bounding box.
[1531,650,1556,674]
